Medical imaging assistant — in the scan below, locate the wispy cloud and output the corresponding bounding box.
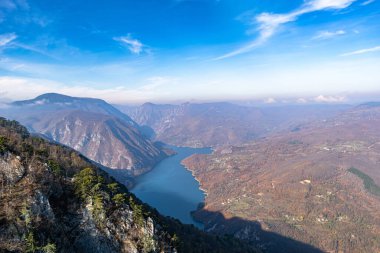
[0,57,139,84]
[297,98,308,103]
[263,95,346,104]
[0,0,17,10]
[341,45,380,56]
[0,33,17,47]
[216,0,357,60]
[0,0,29,11]
[142,76,179,92]
[361,0,375,5]
[12,42,60,59]
[114,34,145,55]
[264,97,277,104]
[0,34,74,60]
[314,94,346,102]
[313,30,346,40]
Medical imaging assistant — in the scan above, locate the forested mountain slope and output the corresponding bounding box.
[0,118,259,253]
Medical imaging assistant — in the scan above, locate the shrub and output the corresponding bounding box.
[0,136,7,154]
[41,242,57,253]
[48,160,62,177]
[107,182,119,194]
[112,193,127,206]
[74,168,99,200]
[93,193,105,223]
[129,197,144,227]
[25,231,37,253]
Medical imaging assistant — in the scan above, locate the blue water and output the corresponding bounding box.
[131,146,211,228]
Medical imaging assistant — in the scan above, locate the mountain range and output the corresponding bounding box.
[121,102,350,147]
[0,93,168,183]
[1,93,379,252]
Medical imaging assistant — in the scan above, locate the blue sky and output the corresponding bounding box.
[0,0,379,104]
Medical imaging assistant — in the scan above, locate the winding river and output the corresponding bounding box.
[131,146,211,228]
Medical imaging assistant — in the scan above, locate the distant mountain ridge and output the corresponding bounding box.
[12,93,138,128]
[1,93,167,179]
[121,102,350,147]
[357,101,380,108]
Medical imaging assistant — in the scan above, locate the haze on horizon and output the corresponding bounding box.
[0,0,379,104]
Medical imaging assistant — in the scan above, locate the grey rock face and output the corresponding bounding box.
[0,152,25,185]
[30,190,55,221]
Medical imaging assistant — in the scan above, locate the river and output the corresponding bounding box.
[130,146,211,228]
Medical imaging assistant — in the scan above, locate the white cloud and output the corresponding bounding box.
[261,95,346,104]
[314,95,346,102]
[341,45,380,56]
[360,0,375,5]
[0,57,379,104]
[264,97,277,103]
[297,98,308,103]
[0,76,176,104]
[114,35,145,54]
[313,30,346,40]
[0,33,17,47]
[216,0,357,60]
[305,0,356,10]
[1,57,379,104]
